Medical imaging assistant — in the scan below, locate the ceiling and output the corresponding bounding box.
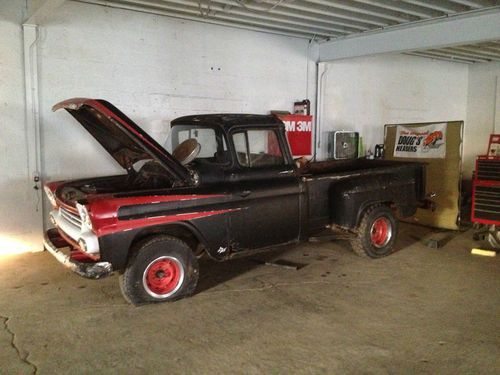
[405,40,500,64]
[77,0,500,40]
[76,0,500,63]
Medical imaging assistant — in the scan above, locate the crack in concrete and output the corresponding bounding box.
[1,315,38,375]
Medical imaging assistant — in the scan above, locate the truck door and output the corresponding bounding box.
[227,127,301,251]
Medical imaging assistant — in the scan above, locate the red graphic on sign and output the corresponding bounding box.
[423,131,443,148]
[278,115,313,156]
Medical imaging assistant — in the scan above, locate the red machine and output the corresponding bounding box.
[472,134,500,248]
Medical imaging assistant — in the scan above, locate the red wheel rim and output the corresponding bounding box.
[143,257,183,297]
[370,217,391,247]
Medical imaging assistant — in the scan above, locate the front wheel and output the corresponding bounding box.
[119,235,199,305]
[350,205,398,258]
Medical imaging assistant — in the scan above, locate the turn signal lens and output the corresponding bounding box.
[78,239,87,252]
[44,186,57,207]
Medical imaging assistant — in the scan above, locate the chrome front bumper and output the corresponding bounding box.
[49,208,100,254]
[43,229,112,279]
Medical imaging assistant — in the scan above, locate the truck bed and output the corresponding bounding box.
[301,158,422,176]
[301,158,426,233]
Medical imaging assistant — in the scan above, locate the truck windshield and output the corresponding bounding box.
[165,125,229,164]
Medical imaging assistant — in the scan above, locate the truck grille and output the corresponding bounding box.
[477,160,500,181]
[473,185,500,222]
[60,206,82,228]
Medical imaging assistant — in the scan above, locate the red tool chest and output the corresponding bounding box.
[472,134,500,225]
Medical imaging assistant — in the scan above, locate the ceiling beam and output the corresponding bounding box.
[168,0,354,35]
[300,0,416,23]
[319,8,500,61]
[354,0,444,19]
[468,42,500,52]
[254,0,395,27]
[95,0,343,38]
[450,44,500,56]
[25,0,66,24]
[79,0,319,39]
[425,50,490,62]
[426,48,492,61]
[442,46,500,60]
[180,0,359,34]
[405,51,474,64]
[447,0,498,8]
[401,0,467,13]
[211,0,369,32]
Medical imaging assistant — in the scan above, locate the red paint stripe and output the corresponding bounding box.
[95,208,237,236]
[89,194,225,231]
[88,194,224,207]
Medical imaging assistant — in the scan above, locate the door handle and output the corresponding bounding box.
[239,190,251,198]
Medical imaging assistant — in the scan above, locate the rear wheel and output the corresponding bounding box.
[119,235,199,305]
[350,205,398,258]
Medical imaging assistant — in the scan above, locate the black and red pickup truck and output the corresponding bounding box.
[44,98,431,305]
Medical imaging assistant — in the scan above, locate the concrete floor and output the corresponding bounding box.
[0,223,499,375]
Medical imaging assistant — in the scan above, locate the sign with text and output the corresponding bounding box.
[279,114,313,156]
[394,123,447,159]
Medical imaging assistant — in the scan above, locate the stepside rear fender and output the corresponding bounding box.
[329,172,419,229]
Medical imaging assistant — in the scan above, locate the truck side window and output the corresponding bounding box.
[233,130,284,168]
[166,125,229,164]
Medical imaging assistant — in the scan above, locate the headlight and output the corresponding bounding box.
[76,203,93,228]
[44,186,57,207]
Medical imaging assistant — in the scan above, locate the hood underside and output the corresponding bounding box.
[53,98,191,185]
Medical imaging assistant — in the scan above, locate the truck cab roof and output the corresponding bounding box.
[171,114,284,132]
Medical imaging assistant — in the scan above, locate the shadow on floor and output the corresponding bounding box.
[195,222,440,294]
[195,246,295,294]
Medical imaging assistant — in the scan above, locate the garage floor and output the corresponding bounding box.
[1,223,499,375]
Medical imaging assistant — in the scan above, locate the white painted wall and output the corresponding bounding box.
[318,54,469,161]
[39,1,315,181]
[0,1,316,251]
[464,62,500,177]
[0,1,43,252]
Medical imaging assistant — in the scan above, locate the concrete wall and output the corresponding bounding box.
[0,1,315,251]
[0,1,43,253]
[319,55,500,177]
[464,62,500,177]
[318,54,469,161]
[39,1,315,182]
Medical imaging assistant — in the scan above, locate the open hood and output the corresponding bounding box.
[52,98,191,184]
